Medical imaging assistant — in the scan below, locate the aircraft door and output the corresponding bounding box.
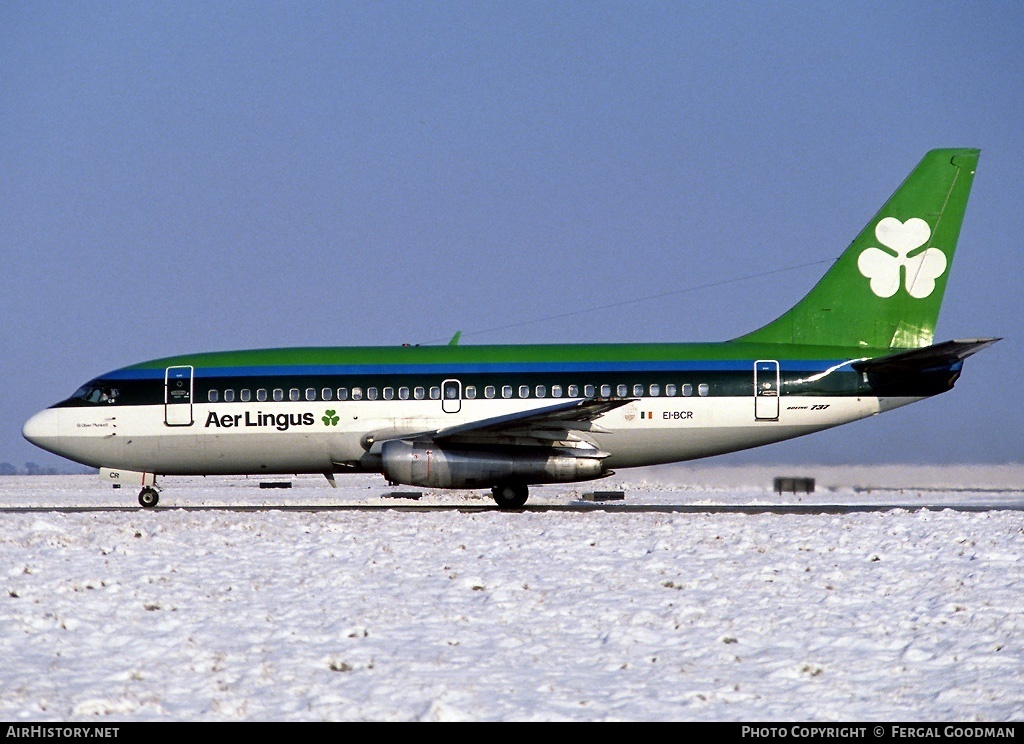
[165,366,194,426]
[441,378,462,414]
[754,360,780,421]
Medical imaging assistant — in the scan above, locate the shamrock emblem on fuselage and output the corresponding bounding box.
[857,217,947,299]
[322,409,339,426]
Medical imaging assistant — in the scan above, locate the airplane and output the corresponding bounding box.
[23,148,998,509]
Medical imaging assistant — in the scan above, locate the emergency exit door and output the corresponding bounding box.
[441,378,462,414]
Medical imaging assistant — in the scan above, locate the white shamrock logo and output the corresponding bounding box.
[857,217,947,299]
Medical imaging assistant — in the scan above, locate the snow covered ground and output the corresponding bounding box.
[1,465,1022,721]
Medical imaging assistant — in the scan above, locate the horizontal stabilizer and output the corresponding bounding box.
[852,338,1000,377]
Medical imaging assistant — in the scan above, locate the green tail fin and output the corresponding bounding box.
[735,148,979,349]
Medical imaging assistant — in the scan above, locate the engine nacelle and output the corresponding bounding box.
[380,440,606,489]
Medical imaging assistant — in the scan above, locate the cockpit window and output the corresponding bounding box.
[73,383,120,404]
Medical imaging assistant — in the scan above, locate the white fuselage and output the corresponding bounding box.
[23,393,918,476]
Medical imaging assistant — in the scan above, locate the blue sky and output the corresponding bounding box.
[2,1,1022,469]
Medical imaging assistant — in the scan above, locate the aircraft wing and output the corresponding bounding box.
[354,397,633,461]
[433,397,633,440]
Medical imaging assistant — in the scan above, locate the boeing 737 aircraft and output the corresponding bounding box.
[23,149,997,508]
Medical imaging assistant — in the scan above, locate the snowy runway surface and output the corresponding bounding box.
[2,466,1022,721]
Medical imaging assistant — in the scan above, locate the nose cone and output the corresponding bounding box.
[23,408,63,455]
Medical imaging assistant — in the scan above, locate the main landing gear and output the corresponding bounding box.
[138,486,160,508]
[491,483,529,510]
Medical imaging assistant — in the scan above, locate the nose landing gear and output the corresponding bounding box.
[138,486,160,508]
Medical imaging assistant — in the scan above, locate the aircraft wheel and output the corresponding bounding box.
[138,487,159,508]
[491,483,528,510]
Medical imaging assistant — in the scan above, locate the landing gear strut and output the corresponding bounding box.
[138,486,160,508]
[491,483,529,510]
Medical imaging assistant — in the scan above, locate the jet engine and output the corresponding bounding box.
[380,439,606,489]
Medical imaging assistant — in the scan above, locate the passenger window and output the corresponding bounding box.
[551,385,563,398]
[584,384,595,397]
[601,384,612,397]
[383,387,394,400]
[399,387,410,400]
[484,386,496,399]
[367,387,378,401]
[616,384,628,397]
[664,384,676,397]
[306,388,317,401]
[337,388,349,401]
[224,389,235,402]
[208,390,219,403]
[502,385,513,399]
[519,385,529,398]
[430,387,440,400]
[649,384,660,397]
[568,385,580,397]
[414,387,425,400]
[273,389,284,402]
[257,389,268,402]
[682,384,693,397]
[465,386,476,399]
[698,383,709,397]
[240,389,251,402]
[535,385,546,398]
[633,384,644,397]
[289,389,300,401]
[351,387,363,401]
[322,388,333,401]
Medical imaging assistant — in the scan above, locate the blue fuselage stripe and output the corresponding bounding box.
[103,359,854,381]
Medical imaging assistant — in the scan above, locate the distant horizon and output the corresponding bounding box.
[0,461,98,476]
[4,455,1021,477]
